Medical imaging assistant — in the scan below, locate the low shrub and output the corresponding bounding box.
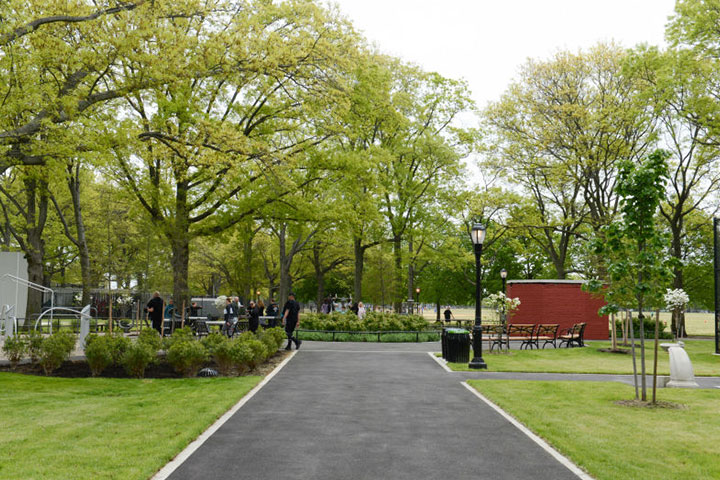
[39,331,76,375]
[121,342,156,378]
[202,333,227,355]
[26,330,43,364]
[244,339,268,369]
[258,329,282,353]
[84,336,113,376]
[265,327,287,350]
[211,336,233,375]
[109,334,131,365]
[230,341,253,373]
[615,316,673,340]
[2,335,25,368]
[137,328,162,352]
[163,326,194,350]
[166,340,208,377]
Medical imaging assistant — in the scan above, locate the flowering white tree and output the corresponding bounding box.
[214,296,228,310]
[485,292,521,320]
[664,288,689,339]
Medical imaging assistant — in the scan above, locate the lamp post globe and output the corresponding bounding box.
[469,223,487,369]
[500,268,507,295]
[415,287,421,314]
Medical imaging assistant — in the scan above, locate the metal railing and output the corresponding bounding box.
[295,329,442,342]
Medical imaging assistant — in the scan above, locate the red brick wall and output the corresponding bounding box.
[506,282,608,340]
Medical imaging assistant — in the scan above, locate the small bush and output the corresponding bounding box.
[163,326,194,350]
[211,336,233,375]
[2,335,25,368]
[167,340,208,377]
[265,327,287,350]
[230,341,253,373]
[84,336,113,376]
[137,328,162,352]
[258,330,280,353]
[26,330,44,363]
[120,342,156,379]
[615,316,673,340]
[244,339,268,369]
[201,333,227,355]
[39,331,75,375]
[109,334,131,365]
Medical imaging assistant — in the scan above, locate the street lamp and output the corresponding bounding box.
[256,290,261,302]
[500,268,507,295]
[415,287,421,314]
[469,224,487,369]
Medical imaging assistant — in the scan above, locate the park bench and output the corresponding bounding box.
[479,323,536,351]
[558,322,586,348]
[531,323,559,349]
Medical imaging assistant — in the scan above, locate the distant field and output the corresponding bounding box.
[422,307,716,336]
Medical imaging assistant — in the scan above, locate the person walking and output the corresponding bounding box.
[281,292,301,350]
[146,292,164,334]
[223,297,238,337]
[357,301,366,319]
[443,306,454,325]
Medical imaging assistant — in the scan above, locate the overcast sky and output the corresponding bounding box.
[328,0,678,109]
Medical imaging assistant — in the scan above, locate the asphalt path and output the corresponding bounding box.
[165,341,583,480]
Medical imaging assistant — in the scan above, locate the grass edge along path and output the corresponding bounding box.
[468,380,720,480]
[0,373,262,480]
[446,340,720,376]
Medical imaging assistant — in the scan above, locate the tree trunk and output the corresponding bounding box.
[169,181,191,308]
[407,236,414,303]
[393,235,403,313]
[313,244,326,307]
[353,237,364,301]
[278,224,291,307]
[68,165,92,305]
[242,234,253,302]
[24,177,49,318]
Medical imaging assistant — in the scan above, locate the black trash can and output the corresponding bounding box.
[443,328,470,363]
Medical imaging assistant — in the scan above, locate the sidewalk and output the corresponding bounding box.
[162,342,583,480]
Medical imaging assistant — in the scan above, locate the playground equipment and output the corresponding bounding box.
[0,274,54,332]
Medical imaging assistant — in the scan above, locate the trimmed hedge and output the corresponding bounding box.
[300,312,429,332]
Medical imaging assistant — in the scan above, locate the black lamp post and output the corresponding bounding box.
[469,223,487,369]
[500,269,507,295]
[415,287,420,314]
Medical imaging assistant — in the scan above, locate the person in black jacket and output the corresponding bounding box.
[146,292,164,334]
[281,292,301,350]
[248,301,260,333]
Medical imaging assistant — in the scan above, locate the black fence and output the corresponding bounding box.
[295,329,442,342]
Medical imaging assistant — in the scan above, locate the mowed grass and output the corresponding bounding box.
[424,308,717,336]
[446,340,720,376]
[0,373,261,480]
[468,380,720,480]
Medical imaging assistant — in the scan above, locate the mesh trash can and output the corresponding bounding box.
[443,328,470,363]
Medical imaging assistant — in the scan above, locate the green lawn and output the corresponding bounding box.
[445,340,720,376]
[0,373,261,480]
[468,380,720,480]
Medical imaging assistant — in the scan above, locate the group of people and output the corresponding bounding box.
[145,291,301,351]
[222,296,280,336]
[319,298,367,318]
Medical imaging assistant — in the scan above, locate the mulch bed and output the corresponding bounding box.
[0,350,291,379]
[615,399,687,409]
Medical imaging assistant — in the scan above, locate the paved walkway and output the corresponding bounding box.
[164,341,582,480]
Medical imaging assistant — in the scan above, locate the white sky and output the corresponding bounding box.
[328,0,678,109]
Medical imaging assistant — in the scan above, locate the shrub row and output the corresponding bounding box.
[2,330,77,375]
[297,331,441,343]
[614,317,674,340]
[300,312,429,332]
[2,326,287,378]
